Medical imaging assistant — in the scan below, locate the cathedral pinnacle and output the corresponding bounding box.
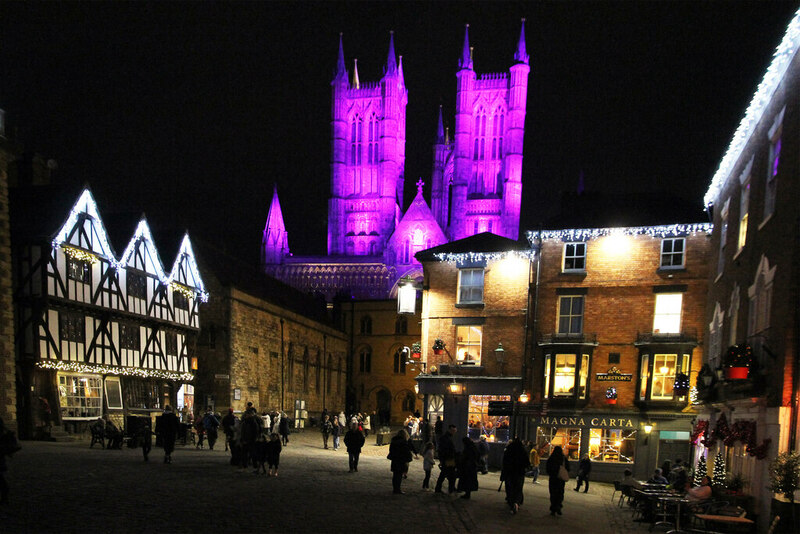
[514,18,529,64]
[398,55,405,87]
[385,30,398,74]
[353,59,360,89]
[436,106,445,143]
[459,24,473,70]
[416,178,425,195]
[335,33,347,81]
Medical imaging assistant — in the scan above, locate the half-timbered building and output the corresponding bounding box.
[11,186,207,438]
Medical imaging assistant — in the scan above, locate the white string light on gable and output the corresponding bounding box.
[527,223,713,244]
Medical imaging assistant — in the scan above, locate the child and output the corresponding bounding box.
[266,432,282,477]
[255,432,268,475]
[422,441,435,490]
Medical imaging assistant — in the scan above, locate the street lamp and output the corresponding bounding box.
[494,342,506,376]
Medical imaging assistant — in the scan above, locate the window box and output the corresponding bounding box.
[723,344,752,380]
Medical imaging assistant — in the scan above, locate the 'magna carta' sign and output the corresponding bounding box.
[596,366,633,382]
[538,415,635,428]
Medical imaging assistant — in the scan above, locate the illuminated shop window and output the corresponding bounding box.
[456,325,482,365]
[653,293,682,334]
[58,373,103,419]
[457,268,484,304]
[589,428,636,463]
[537,426,582,461]
[563,242,586,272]
[660,238,685,269]
[467,395,511,443]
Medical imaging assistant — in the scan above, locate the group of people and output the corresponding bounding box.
[222,403,285,476]
[319,410,373,451]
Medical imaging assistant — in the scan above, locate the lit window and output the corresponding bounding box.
[467,395,511,443]
[557,296,584,334]
[537,426,582,461]
[67,258,91,284]
[660,238,685,269]
[764,135,780,220]
[651,353,689,400]
[653,293,682,334]
[639,354,649,400]
[553,354,576,396]
[457,268,484,304]
[456,325,482,365]
[738,179,750,251]
[589,428,636,463]
[58,373,102,419]
[717,201,729,276]
[563,242,586,272]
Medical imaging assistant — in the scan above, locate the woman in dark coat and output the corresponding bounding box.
[545,445,569,516]
[501,437,530,514]
[344,423,366,472]
[388,430,413,494]
[457,437,479,499]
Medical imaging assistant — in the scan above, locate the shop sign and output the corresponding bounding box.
[537,415,635,428]
[487,400,514,416]
[214,374,230,380]
[596,366,632,382]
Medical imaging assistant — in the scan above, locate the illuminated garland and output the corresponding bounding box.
[698,414,771,459]
[704,8,800,207]
[527,223,713,243]
[37,359,194,382]
[62,245,98,265]
[171,282,195,300]
[433,249,535,263]
[51,188,209,303]
[689,386,699,405]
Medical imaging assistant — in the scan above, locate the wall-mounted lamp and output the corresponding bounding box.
[448,380,463,395]
[191,357,198,370]
[494,343,506,376]
[397,275,420,315]
[518,390,530,404]
[643,421,653,445]
[414,383,419,394]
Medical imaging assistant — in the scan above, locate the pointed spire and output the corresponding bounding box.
[353,59,360,89]
[459,24,473,69]
[514,18,529,64]
[436,106,445,143]
[262,184,290,264]
[334,33,347,81]
[385,30,397,74]
[398,55,405,86]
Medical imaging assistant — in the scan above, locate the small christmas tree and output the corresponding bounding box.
[694,454,708,486]
[712,451,726,488]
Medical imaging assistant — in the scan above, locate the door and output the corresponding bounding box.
[376,388,391,426]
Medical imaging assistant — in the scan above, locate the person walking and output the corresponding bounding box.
[529,444,541,483]
[361,412,371,437]
[421,442,435,490]
[265,432,282,477]
[138,418,152,462]
[434,424,457,494]
[193,413,205,449]
[388,429,413,494]
[0,416,21,505]
[240,409,261,471]
[321,415,332,449]
[477,435,490,474]
[574,453,592,493]
[332,415,341,451]
[502,437,530,514]
[344,423,365,472]
[546,446,569,516]
[203,408,220,450]
[457,437,479,499]
[222,408,236,452]
[278,412,290,446]
[158,405,179,464]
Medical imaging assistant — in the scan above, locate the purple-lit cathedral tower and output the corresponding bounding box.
[432,21,529,241]
[263,21,529,299]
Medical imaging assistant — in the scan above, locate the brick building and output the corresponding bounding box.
[523,224,711,481]
[696,11,800,529]
[194,243,347,423]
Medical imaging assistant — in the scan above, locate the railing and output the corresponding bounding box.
[539,332,598,345]
[636,328,698,344]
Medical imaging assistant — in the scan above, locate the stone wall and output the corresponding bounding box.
[0,138,17,433]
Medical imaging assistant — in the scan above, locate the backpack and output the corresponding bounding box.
[203,414,218,431]
[0,429,21,456]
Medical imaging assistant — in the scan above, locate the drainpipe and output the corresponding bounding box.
[323,333,328,411]
[280,318,285,413]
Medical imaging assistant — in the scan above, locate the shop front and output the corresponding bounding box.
[520,410,694,482]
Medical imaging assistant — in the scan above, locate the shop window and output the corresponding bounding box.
[104,377,124,410]
[455,325,482,365]
[127,270,146,299]
[557,295,584,334]
[177,383,194,417]
[589,428,636,463]
[653,293,682,334]
[359,348,371,373]
[660,238,685,269]
[537,426,582,461]
[467,395,511,443]
[58,373,103,419]
[457,268,484,304]
[67,257,91,284]
[59,311,85,343]
[563,242,586,272]
[123,377,162,410]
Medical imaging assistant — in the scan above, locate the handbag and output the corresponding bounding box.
[558,460,569,482]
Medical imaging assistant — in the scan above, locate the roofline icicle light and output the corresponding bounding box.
[704,8,800,208]
[52,188,208,302]
[432,249,535,264]
[527,223,713,244]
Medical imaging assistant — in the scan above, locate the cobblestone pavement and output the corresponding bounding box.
[0,431,633,533]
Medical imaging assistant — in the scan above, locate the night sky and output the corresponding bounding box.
[1,2,797,262]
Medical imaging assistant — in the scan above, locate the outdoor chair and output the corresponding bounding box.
[612,480,621,503]
[89,424,105,448]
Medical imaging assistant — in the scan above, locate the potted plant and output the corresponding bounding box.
[432,338,446,355]
[723,344,753,380]
[605,386,618,405]
[725,472,747,494]
[673,372,691,397]
[410,342,422,360]
[768,452,800,531]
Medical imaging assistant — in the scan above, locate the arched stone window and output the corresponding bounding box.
[360,315,372,334]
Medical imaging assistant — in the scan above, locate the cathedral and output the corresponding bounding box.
[262,21,530,300]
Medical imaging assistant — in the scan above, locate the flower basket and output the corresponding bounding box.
[723,344,752,380]
[410,342,421,360]
[606,398,617,405]
[411,352,421,360]
[432,338,446,356]
[605,386,618,405]
[724,367,749,380]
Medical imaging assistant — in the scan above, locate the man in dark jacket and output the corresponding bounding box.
[344,423,366,472]
[574,454,592,493]
[434,424,457,493]
[388,430,413,494]
[157,406,179,464]
[457,437,480,499]
[320,415,332,449]
[221,408,236,451]
[203,408,220,450]
[240,409,261,470]
[502,437,530,514]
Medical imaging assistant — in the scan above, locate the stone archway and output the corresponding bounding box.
[376,388,391,427]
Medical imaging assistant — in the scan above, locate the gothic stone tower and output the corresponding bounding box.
[433,20,529,241]
[328,33,408,257]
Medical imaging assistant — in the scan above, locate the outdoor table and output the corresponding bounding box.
[694,513,754,532]
[653,495,690,534]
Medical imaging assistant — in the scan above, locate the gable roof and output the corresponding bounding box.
[415,232,530,262]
